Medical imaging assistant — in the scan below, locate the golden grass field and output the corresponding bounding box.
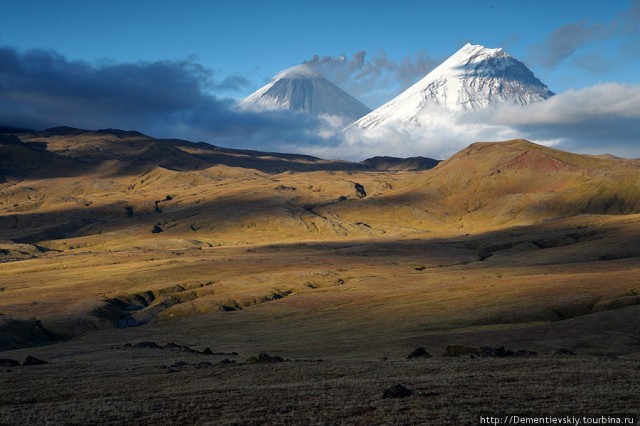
[1,129,639,424]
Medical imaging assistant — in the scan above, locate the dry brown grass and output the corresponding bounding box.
[0,348,638,425]
[2,132,640,423]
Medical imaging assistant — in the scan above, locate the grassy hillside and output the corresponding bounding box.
[1,130,640,424]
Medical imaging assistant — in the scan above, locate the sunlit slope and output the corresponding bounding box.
[329,140,640,233]
[2,132,640,354]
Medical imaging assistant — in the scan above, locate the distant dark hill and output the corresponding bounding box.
[359,156,440,171]
[0,134,81,182]
[5,127,439,177]
[0,125,33,134]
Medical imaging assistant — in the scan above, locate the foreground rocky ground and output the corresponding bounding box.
[1,341,638,425]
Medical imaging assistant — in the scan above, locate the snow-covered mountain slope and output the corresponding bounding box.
[242,65,371,123]
[355,43,553,129]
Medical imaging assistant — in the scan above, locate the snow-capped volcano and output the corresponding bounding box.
[242,64,371,123]
[355,43,553,129]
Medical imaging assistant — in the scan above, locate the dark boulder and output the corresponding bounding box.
[163,342,199,353]
[245,352,285,364]
[515,349,538,357]
[552,348,576,356]
[23,356,47,366]
[480,346,508,358]
[163,342,185,350]
[482,346,519,357]
[0,359,20,367]
[407,347,432,359]
[383,384,413,399]
[133,341,162,349]
[443,345,482,357]
[168,361,212,369]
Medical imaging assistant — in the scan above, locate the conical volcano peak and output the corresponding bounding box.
[241,64,371,122]
[435,43,521,80]
[459,43,504,56]
[274,64,323,80]
[354,43,553,129]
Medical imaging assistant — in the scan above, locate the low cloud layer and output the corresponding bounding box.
[321,84,640,161]
[482,83,640,157]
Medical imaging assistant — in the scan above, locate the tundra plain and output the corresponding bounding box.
[1,129,639,424]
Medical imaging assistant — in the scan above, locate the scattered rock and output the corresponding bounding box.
[200,347,238,356]
[0,359,20,367]
[245,352,285,364]
[168,361,212,369]
[480,346,508,358]
[552,348,576,356]
[443,345,482,357]
[151,224,163,233]
[383,384,413,399]
[219,304,240,312]
[127,341,230,355]
[23,356,47,366]
[354,182,367,198]
[163,342,199,353]
[444,345,538,358]
[163,342,186,350]
[274,185,297,192]
[407,347,432,359]
[133,341,163,349]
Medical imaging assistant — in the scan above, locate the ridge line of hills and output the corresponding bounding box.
[1,126,640,355]
[0,126,439,181]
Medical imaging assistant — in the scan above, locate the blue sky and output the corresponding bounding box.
[1,0,639,159]
[2,0,637,104]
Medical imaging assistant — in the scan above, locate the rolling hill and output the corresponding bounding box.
[1,128,639,350]
[1,127,640,423]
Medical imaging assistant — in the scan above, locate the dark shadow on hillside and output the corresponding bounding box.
[2,128,438,181]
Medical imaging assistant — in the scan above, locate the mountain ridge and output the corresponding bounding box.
[0,127,438,178]
[242,64,371,122]
[355,43,554,130]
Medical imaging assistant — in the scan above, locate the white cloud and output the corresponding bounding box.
[299,83,640,161]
